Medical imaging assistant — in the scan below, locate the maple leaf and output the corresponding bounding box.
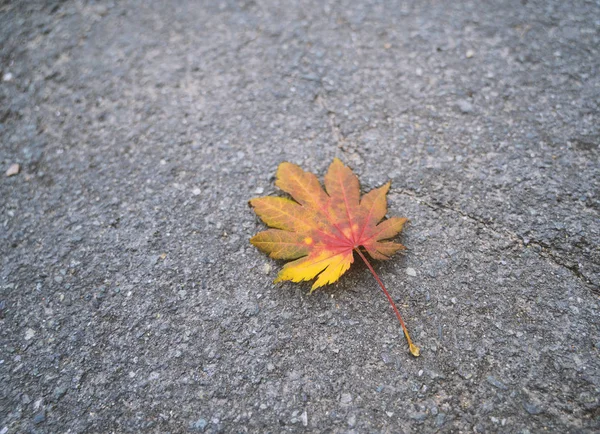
[250,158,419,356]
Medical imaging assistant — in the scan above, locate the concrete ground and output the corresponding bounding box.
[1,1,599,432]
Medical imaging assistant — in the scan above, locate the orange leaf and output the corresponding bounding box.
[250,158,419,356]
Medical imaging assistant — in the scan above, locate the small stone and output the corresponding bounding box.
[523,402,543,415]
[254,186,264,195]
[6,163,20,177]
[386,411,394,417]
[2,72,13,82]
[410,412,427,421]
[340,393,352,405]
[486,375,508,390]
[24,328,36,341]
[244,303,260,317]
[52,386,67,401]
[262,263,272,275]
[1,426,8,434]
[458,368,473,380]
[192,187,202,196]
[91,295,102,309]
[33,410,46,424]
[405,267,417,277]
[300,411,307,426]
[466,49,475,58]
[436,413,446,427]
[456,100,474,114]
[190,418,208,431]
[347,413,356,427]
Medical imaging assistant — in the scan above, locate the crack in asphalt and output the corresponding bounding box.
[396,189,599,294]
[315,94,346,148]
[315,93,368,165]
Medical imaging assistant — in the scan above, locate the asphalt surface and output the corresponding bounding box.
[1,1,599,433]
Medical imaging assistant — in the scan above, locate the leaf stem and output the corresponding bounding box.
[354,248,420,357]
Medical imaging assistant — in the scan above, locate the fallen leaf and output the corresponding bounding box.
[250,158,419,356]
[6,163,20,177]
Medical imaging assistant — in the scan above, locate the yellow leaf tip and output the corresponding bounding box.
[310,281,324,292]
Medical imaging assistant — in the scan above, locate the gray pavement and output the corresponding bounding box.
[1,1,599,432]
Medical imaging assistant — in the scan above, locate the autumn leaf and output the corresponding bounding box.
[249,158,419,356]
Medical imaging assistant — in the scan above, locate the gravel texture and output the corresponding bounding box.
[1,1,599,432]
